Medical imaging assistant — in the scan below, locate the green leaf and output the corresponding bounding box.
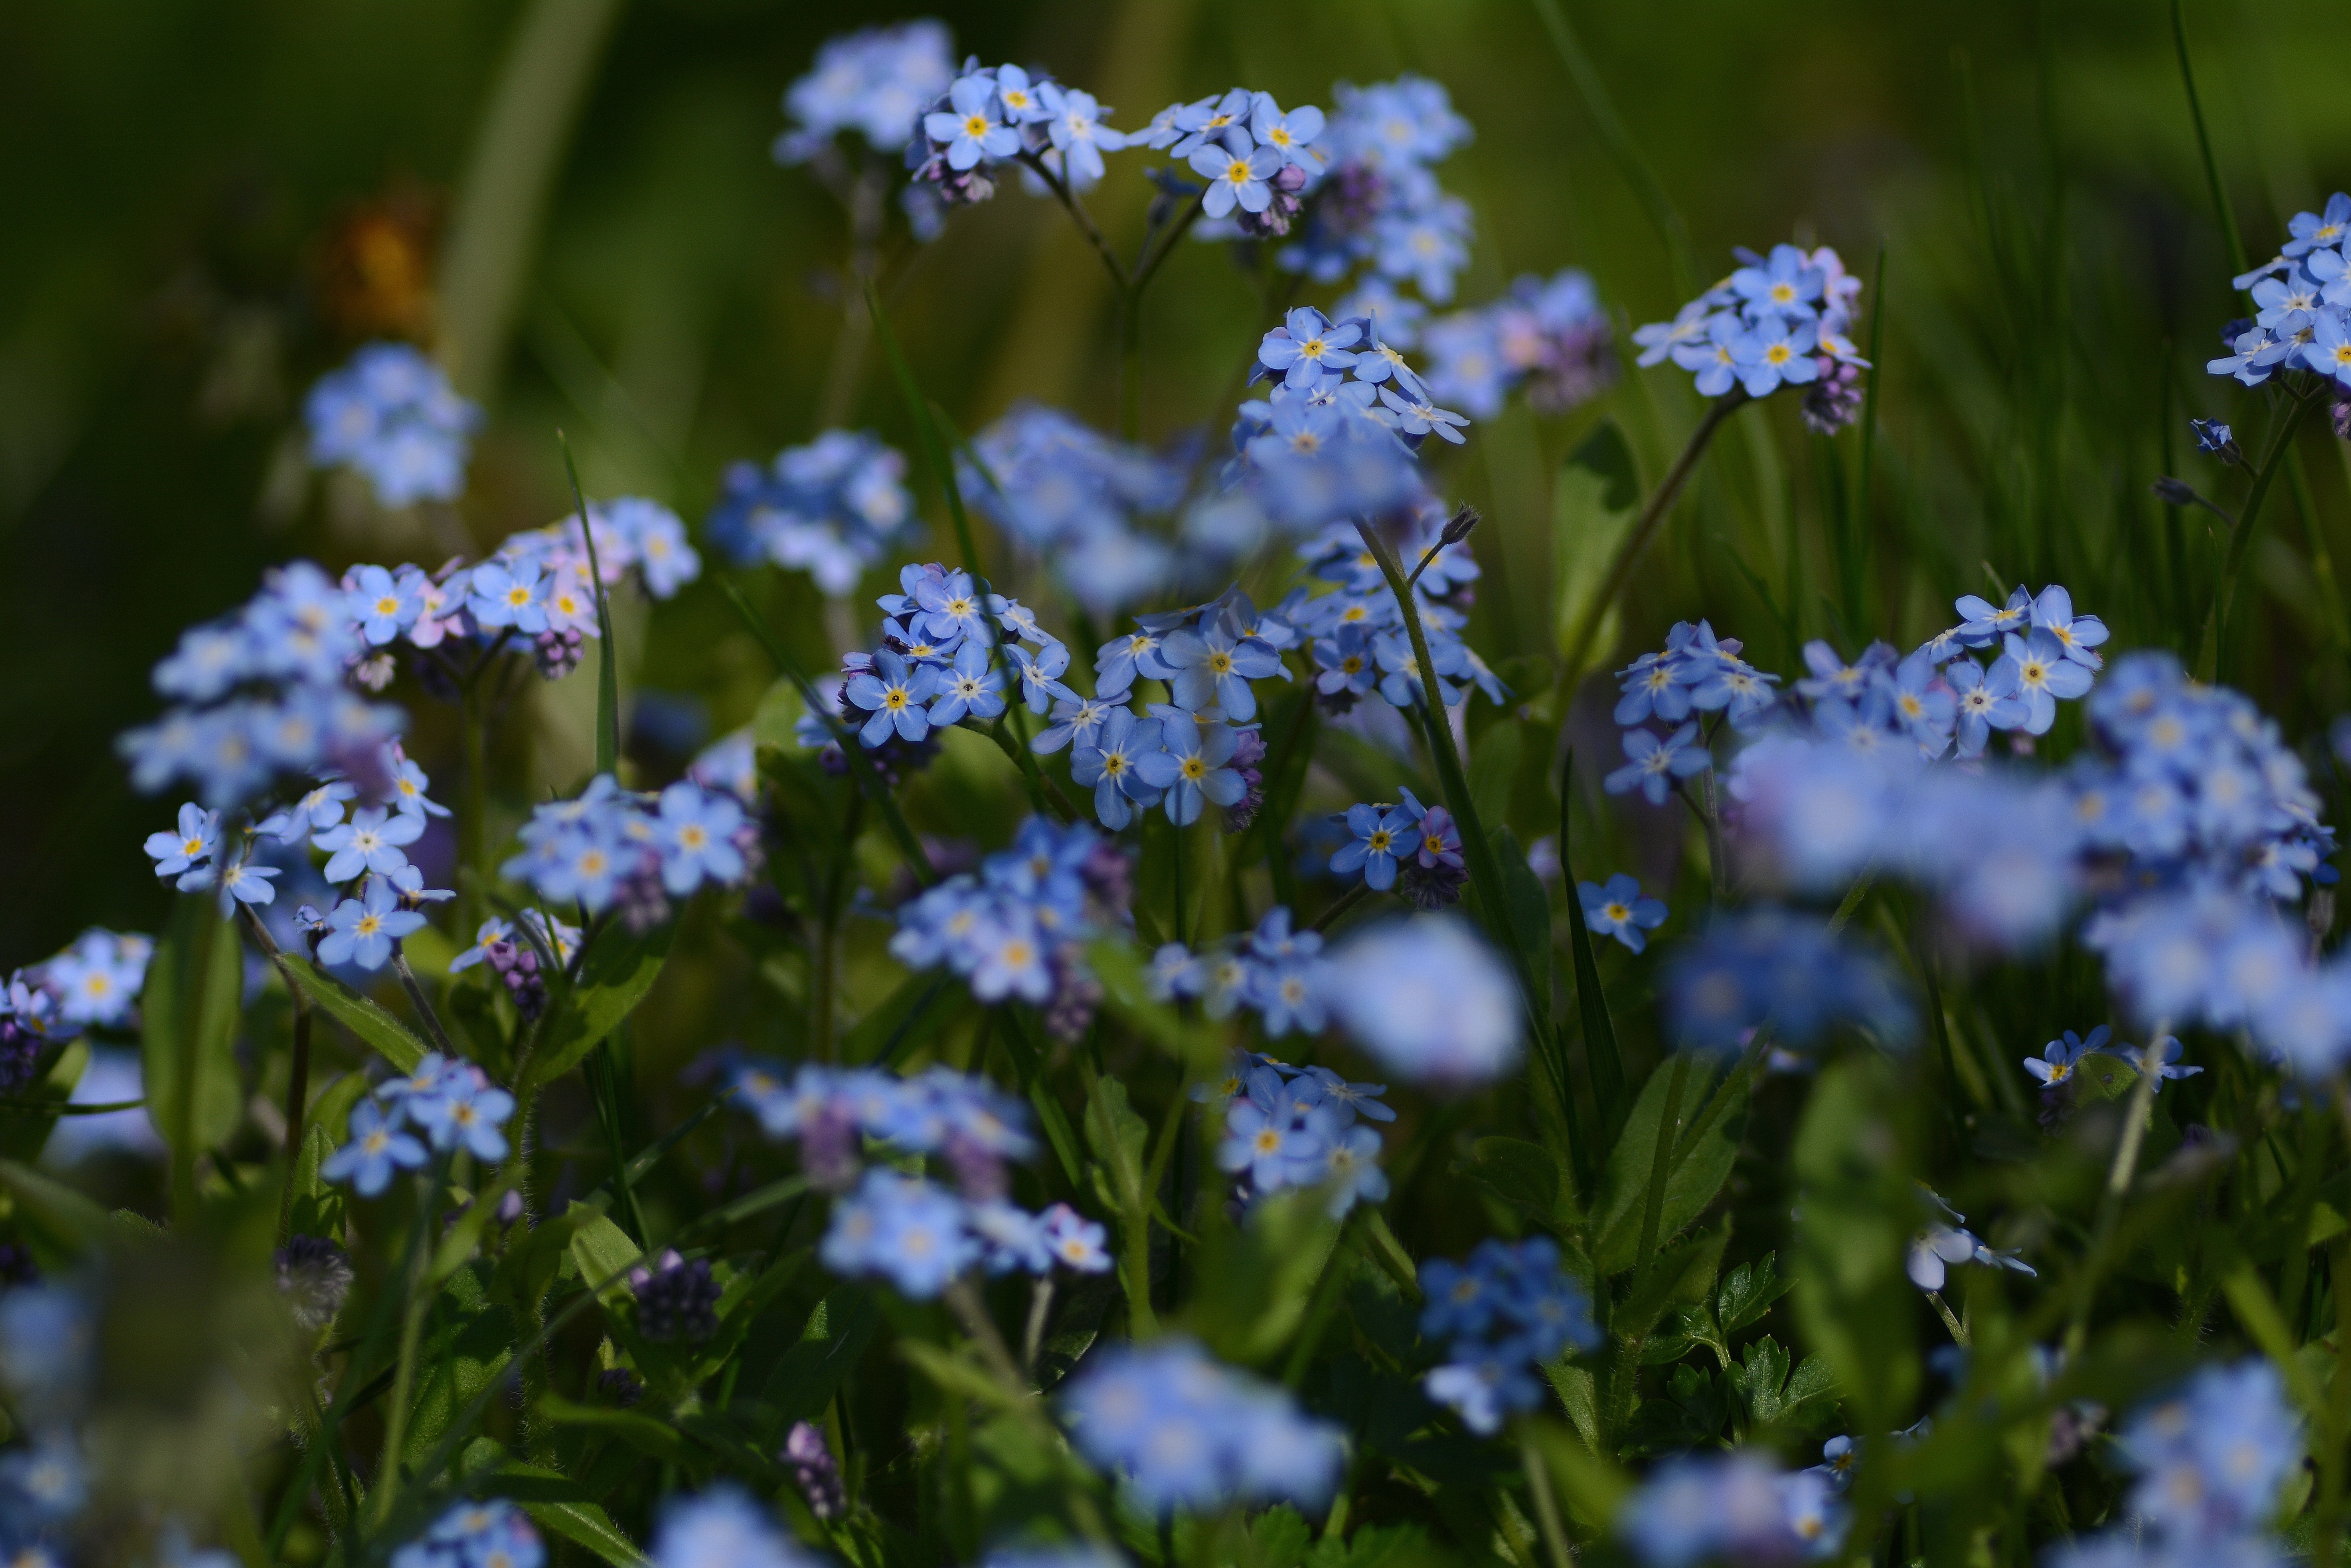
[1616,1223,1729,1345]
[524,919,674,1093]
[283,956,427,1073]
[1790,1058,1920,1434]
[839,972,962,1068]
[1087,939,1223,1070]
[1185,1186,1343,1364]
[1772,1354,1839,1432]
[1033,1273,1118,1390]
[1592,1060,1746,1275]
[1468,721,1524,840]
[0,1040,84,1163]
[1729,1334,1792,1425]
[566,1204,643,1305]
[1083,1075,1150,1216]
[2072,1051,2142,1105]
[142,896,247,1197]
[901,1340,1024,1414]
[1244,1506,1313,1568]
[508,1481,647,1568]
[538,1396,695,1465]
[1553,419,1642,686]
[1488,827,1554,1042]
[0,1159,113,1266]
[761,1286,880,1433]
[404,1263,517,1467]
[1461,1136,1580,1231]
[750,673,808,756]
[1715,1251,1794,1338]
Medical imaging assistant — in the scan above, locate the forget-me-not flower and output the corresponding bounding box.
[1579,874,1668,953]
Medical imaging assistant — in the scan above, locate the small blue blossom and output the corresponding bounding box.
[1330,801,1422,891]
[320,1099,429,1196]
[316,878,426,971]
[1605,721,1711,805]
[1579,874,1668,953]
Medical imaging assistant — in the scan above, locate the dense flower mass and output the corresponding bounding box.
[34,16,2351,1566]
[706,429,915,597]
[304,342,482,508]
[1060,1338,1345,1510]
[1633,241,1871,429]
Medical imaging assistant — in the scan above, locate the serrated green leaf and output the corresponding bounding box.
[283,955,427,1073]
[1245,1506,1313,1568]
[1772,1354,1839,1431]
[1593,1061,1745,1275]
[524,921,674,1093]
[1729,1333,1793,1425]
[1715,1251,1794,1338]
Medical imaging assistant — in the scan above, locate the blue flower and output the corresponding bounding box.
[1163,617,1281,718]
[2207,322,2292,386]
[467,560,548,633]
[1614,648,1698,725]
[215,855,281,909]
[2301,309,2351,385]
[844,650,942,745]
[345,564,422,646]
[1579,874,1668,953]
[1258,308,1363,390]
[1670,312,1746,397]
[1039,83,1127,183]
[820,1170,979,1299]
[144,802,220,882]
[316,878,426,971]
[1191,133,1282,219]
[315,805,424,884]
[1945,658,2026,757]
[1605,721,1710,805]
[1133,715,1244,825]
[405,1070,516,1161]
[1374,384,1471,445]
[1991,628,2094,735]
[1168,88,1255,158]
[2023,1024,2108,1086]
[2114,1360,2300,1546]
[1069,707,1165,830]
[2120,1035,2204,1083]
[650,1484,820,1568]
[1633,300,1720,368]
[1331,802,1422,891]
[927,641,1008,727]
[1218,1087,1325,1191]
[1004,639,1076,716]
[2191,417,2237,456]
[655,782,746,895]
[1059,1337,1344,1511]
[1324,917,1519,1084]
[1249,92,1324,167]
[394,1500,545,1568]
[1731,243,1827,320]
[1731,315,1821,397]
[321,1099,429,1196]
[924,75,1019,170]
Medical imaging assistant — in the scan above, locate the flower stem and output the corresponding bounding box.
[2198,386,2323,682]
[392,951,458,1058]
[1557,391,1748,684]
[1518,1428,1576,1568]
[460,682,488,943]
[2063,1029,2165,1358]
[370,1163,445,1528]
[1310,880,1373,935]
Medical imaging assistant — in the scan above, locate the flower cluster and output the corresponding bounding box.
[1420,1239,1600,1435]
[321,1053,516,1196]
[16,930,151,1034]
[1222,310,1470,536]
[1321,916,1521,1086]
[1616,1450,1846,1566]
[729,1060,1110,1297]
[2211,192,2351,426]
[1327,789,1466,908]
[772,20,952,166]
[1059,1337,1345,1510]
[1633,242,1871,432]
[303,341,482,508]
[390,1501,543,1568]
[1663,908,1914,1052]
[891,818,1128,1038]
[450,908,580,1022]
[706,429,915,598]
[1130,88,1324,237]
[1151,907,1334,1038]
[118,562,405,807]
[960,405,1184,615]
[1424,269,1616,420]
[2054,1361,2299,1565]
[907,58,1129,210]
[1282,75,1476,309]
[1287,510,1505,732]
[501,775,755,932]
[1202,1050,1394,1219]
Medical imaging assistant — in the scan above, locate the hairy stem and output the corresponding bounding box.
[391,951,457,1058]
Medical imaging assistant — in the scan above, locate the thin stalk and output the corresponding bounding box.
[391,952,458,1058]
[1926,1290,1969,1347]
[1528,0,1699,297]
[369,1164,445,1527]
[460,684,487,945]
[589,1044,651,1246]
[814,790,865,1063]
[1630,1052,1693,1302]
[1310,880,1374,934]
[1128,194,1205,301]
[1021,1278,1055,1378]
[1557,392,1748,684]
[1518,1428,1575,1568]
[558,431,621,775]
[1170,817,1187,949]
[2063,1036,2165,1357]
[1019,151,1130,293]
[2200,386,2324,682]
[2170,0,2250,287]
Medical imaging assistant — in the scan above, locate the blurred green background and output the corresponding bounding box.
[9,0,2351,966]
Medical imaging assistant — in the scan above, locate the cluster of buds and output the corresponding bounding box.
[1800,358,1866,436]
[784,1421,846,1520]
[534,627,588,680]
[630,1250,722,1342]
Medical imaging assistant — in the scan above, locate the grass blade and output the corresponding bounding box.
[1561,751,1630,1145]
[557,430,620,776]
[2170,0,2249,289]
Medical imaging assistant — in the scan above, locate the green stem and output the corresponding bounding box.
[1630,1053,1693,1303]
[1557,392,1747,684]
[1519,1428,1575,1568]
[2063,1042,2164,1357]
[558,430,621,775]
[1310,880,1374,934]
[391,951,458,1058]
[460,682,488,944]
[2199,387,2324,682]
[370,1165,445,1527]
[814,791,865,1063]
[1171,817,1187,948]
[2170,0,2250,286]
